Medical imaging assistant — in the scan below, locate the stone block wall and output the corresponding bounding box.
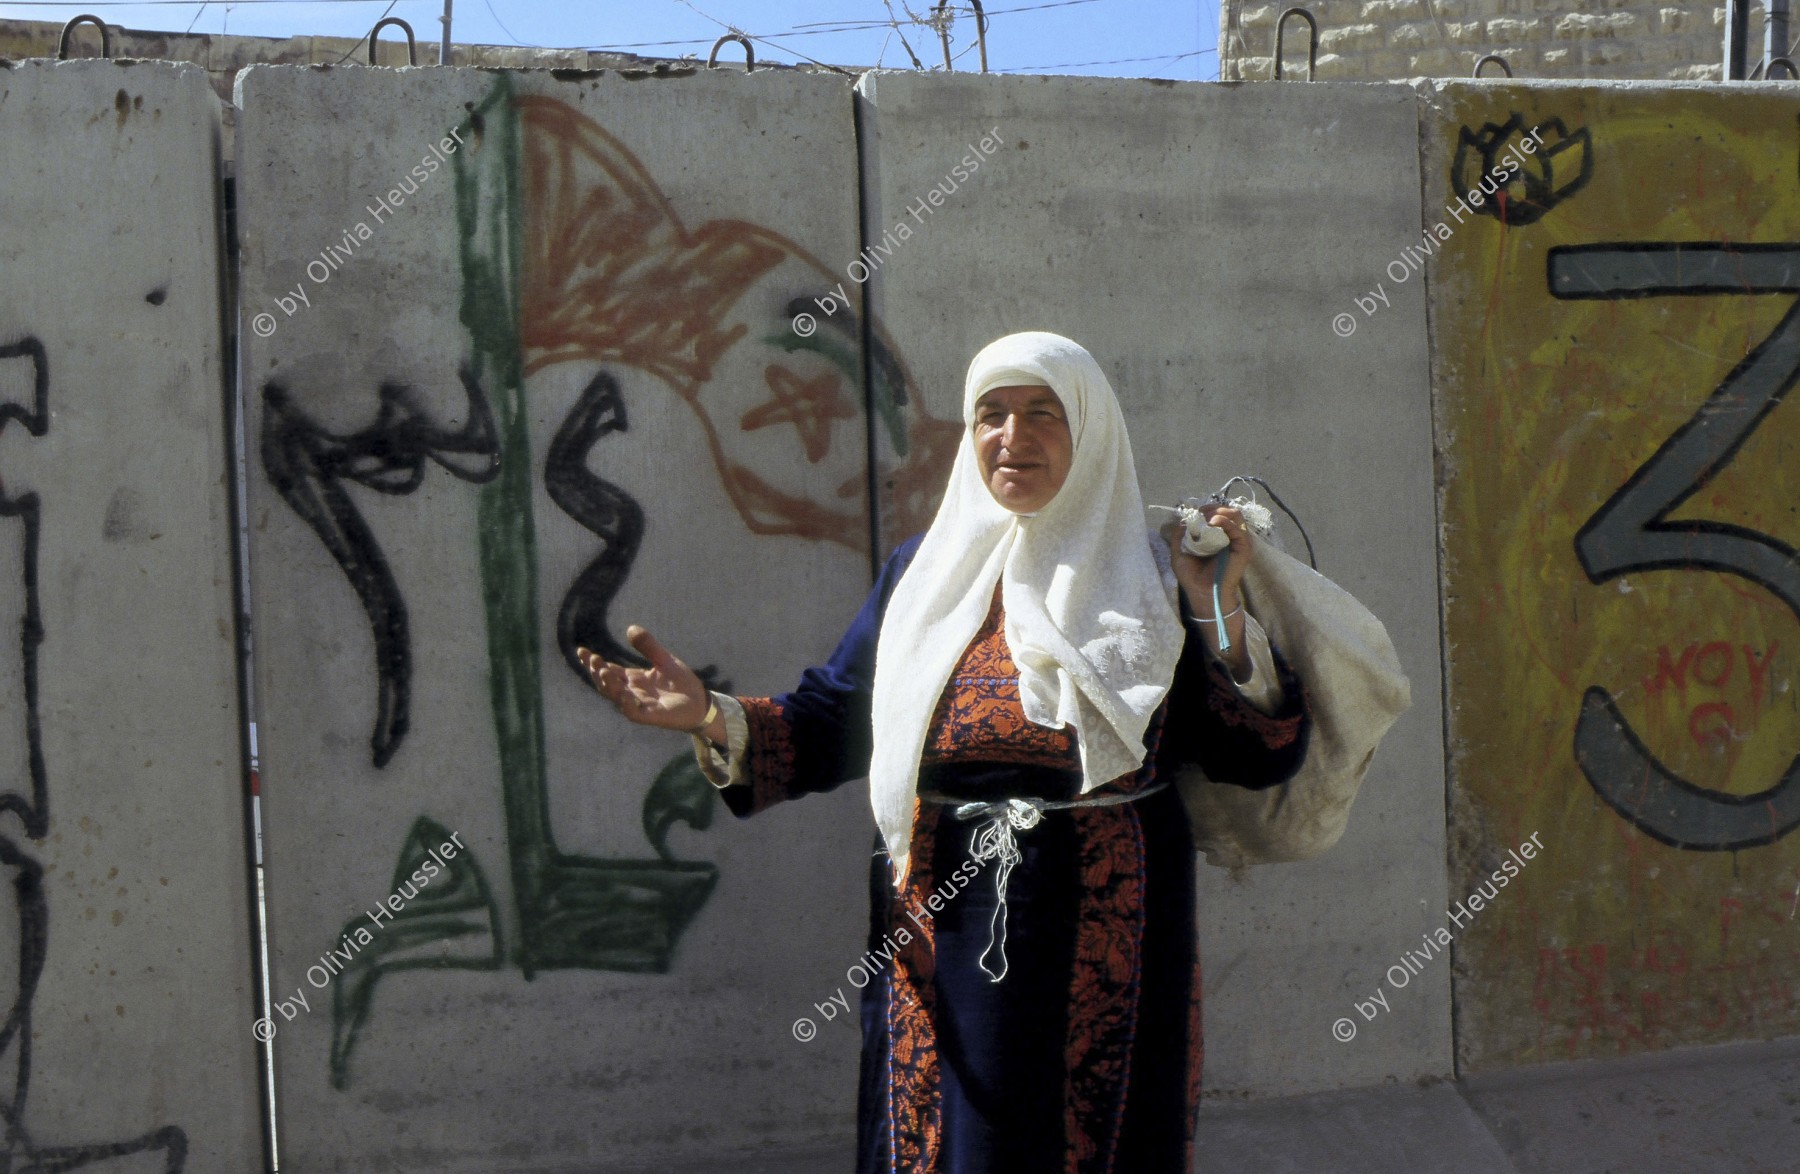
[1223,0,1746,81]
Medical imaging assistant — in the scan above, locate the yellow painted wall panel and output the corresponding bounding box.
[1424,83,1800,1070]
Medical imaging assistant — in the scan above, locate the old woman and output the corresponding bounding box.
[582,331,1309,1173]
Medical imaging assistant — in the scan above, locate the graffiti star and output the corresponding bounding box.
[740,363,857,463]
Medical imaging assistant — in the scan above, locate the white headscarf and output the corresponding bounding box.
[869,332,1183,887]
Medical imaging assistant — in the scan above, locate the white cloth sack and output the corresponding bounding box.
[1178,539,1411,869]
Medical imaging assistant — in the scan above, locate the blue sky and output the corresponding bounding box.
[1,0,1222,80]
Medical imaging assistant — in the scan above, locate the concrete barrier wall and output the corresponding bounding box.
[4,52,1799,1172]
[1422,80,1800,1073]
[234,64,913,1169]
[0,61,262,1170]
[855,73,1448,1098]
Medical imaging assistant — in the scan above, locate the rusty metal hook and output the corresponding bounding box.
[707,34,755,72]
[368,17,418,66]
[932,1,990,74]
[1472,53,1513,78]
[1273,8,1318,80]
[58,15,113,60]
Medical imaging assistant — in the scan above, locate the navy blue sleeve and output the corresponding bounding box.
[721,535,925,818]
[1154,610,1311,791]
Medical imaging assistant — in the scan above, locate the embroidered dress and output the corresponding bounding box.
[710,535,1308,1174]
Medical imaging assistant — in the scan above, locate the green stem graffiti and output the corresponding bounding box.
[327,74,719,1088]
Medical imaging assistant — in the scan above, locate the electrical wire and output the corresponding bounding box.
[1195,0,1216,81]
[793,0,1100,33]
[1415,0,1459,74]
[579,0,1100,54]
[480,0,522,45]
[670,0,854,72]
[330,0,395,62]
[1000,47,1215,71]
[1216,475,1316,568]
[19,0,1216,81]
[983,0,1102,13]
[0,1,402,5]
[881,0,927,70]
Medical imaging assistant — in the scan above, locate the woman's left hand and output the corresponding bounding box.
[1161,504,1255,607]
[1163,506,1256,679]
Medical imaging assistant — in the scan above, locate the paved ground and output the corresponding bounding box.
[604,1035,1800,1172]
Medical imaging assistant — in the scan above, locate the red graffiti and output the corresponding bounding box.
[1691,640,1732,686]
[1687,701,1738,747]
[1531,918,1797,1059]
[1640,640,1781,747]
[740,364,857,463]
[1643,643,1697,696]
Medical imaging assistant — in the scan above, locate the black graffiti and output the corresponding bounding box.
[0,338,186,1170]
[1452,114,1592,226]
[0,835,186,1171]
[1551,243,1800,849]
[544,371,645,676]
[1573,690,1800,850]
[261,369,500,767]
[0,337,47,840]
[544,370,725,691]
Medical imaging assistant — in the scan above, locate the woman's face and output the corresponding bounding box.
[972,384,1074,514]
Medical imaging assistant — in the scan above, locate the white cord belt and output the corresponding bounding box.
[920,782,1167,983]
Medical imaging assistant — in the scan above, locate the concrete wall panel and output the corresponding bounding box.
[855,73,1447,1097]
[235,64,919,1169]
[0,60,260,1171]
[1423,80,1800,1072]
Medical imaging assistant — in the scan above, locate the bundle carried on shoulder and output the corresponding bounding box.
[1177,537,1411,870]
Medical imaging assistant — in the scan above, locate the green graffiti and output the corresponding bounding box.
[329,74,719,1089]
[329,816,503,1089]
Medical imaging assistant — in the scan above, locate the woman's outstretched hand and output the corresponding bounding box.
[578,626,716,735]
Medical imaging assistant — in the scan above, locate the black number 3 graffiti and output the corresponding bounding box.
[1550,243,1800,850]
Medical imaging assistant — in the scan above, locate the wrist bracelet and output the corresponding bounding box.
[684,696,721,736]
[1211,553,1232,652]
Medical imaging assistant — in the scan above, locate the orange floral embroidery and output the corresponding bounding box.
[887,807,941,1172]
[1062,805,1146,1174]
[738,696,795,814]
[1183,950,1205,1168]
[920,585,1082,771]
[1203,657,1304,749]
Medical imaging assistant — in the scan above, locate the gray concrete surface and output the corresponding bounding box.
[224,63,1800,1171]
[1199,1035,1800,1172]
[236,64,883,1170]
[1458,1035,1800,1173]
[607,1036,1800,1172]
[855,71,1449,1100]
[1198,1082,1517,1173]
[0,60,262,1170]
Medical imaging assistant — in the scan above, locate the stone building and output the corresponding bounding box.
[1221,0,1768,81]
